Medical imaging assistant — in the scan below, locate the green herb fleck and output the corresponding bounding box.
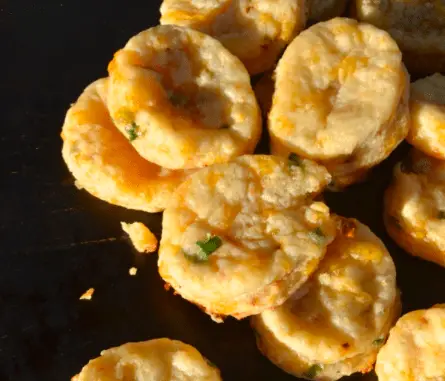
[126,122,139,142]
[373,337,385,346]
[183,234,222,263]
[438,211,445,220]
[309,228,325,245]
[196,235,222,257]
[288,153,303,169]
[304,364,323,379]
[168,91,188,107]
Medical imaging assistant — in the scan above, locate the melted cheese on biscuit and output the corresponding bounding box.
[252,217,398,380]
[408,73,445,159]
[108,25,261,170]
[269,17,409,188]
[376,305,445,381]
[354,0,445,74]
[158,155,336,320]
[160,0,306,75]
[74,339,221,381]
[384,149,445,267]
[61,78,188,213]
[355,0,445,54]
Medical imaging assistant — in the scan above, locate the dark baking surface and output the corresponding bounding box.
[1,1,444,380]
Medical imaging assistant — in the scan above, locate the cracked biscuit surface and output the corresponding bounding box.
[73,339,222,381]
[384,149,445,268]
[160,0,306,75]
[353,0,445,74]
[61,78,188,212]
[252,217,399,381]
[108,25,261,170]
[158,155,336,321]
[376,304,445,381]
[408,73,445,160]
[269,18,409,189]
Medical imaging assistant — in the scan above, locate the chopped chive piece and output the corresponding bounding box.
[126,122,139,142]
[196,235,222,257]
[183,235,222,263]
[304,364,322,379]
[438,211,445,220]
[288,153,303,168]
[309,227,325,245]
[373,337,385,346]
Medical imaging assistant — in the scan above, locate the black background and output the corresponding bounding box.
[1,1,444,380]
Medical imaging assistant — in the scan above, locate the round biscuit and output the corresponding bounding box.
[158,155,336,320]
[251,217,399,381]
[61,78,188,213]
[108,25,261,170]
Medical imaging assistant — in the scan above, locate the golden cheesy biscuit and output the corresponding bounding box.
[252,217,399,381]
[74,338,221,381]
[408,73,445,160]
[61,78,188,213]
[384,149,445,267]
[375,304,445,381]
[158,155,336,321]
[269,18,410,189]
[308,0,348,22]
[353,0,445,75]
[107,25,261,170]
[159,0,306,75]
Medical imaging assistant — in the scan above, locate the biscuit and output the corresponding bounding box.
[353,0,445,75]
[269,18,409,189]
[108,25,261,170]
[384,149,445,267]
[74,338,221,381]
[375,304,445,381]
[61,78,188,212]
[158,155,336,321]
[252,217,399,380]
[407,73,445,160]
[160,0,306,75]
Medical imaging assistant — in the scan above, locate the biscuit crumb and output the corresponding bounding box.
[79,288,95,300]
[129,267,138,276]
[121,222,158,253]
